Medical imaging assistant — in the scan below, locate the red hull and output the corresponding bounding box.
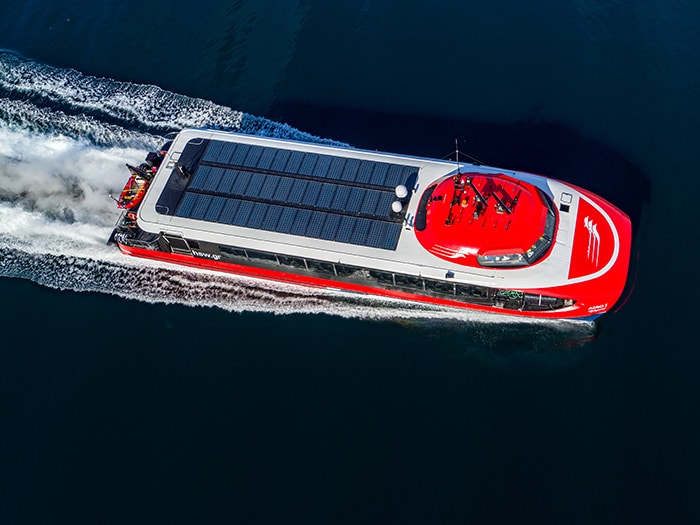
[117,242,604,320]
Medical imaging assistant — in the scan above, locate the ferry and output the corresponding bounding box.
[109,128,632,320]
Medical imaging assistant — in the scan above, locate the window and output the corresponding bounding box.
[246,250,279,263]
[307,260,335,275]
[219,246,248,259]
[368,270,394,285]
[425,279,454,295]
[394,274,424,290]
[277,255,307,270]
[335,264,363,278]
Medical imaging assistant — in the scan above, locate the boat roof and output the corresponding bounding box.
[136,129,615,290]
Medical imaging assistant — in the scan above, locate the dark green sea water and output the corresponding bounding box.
[1,1,698,523]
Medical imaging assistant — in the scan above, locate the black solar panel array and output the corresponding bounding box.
[200,141,414,189]
[168,139,419,251]
[175,193,402,250]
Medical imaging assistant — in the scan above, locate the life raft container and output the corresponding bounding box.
[117,174,149,209]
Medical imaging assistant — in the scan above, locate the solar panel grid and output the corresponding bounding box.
[175,192,198,217]
[171,140,416,250]
[202,141,223,163]
[272,177,294,201]
[277,207,297,233]
[255,147,274,170]
[205,196,226,222]
[341,158,360,182]
[218,199,240,224]
[246,202,267,229]
[190,194,211,220]
[270,149,290,172]
[313,155,333,179]
[376,192,396,215]
[345,188,365,213]
[359,190,381,216]
[261,205,283,231]
[287,179,308,204]
[230,170,252,195]
[335,216,356,243]
[232,200,253,227]
[301,182,322,206]
[320,214,341,241]
[217,170,237,194]
[331,185,351,211]
[218,144,238,164]
[202,167,224,192]
[243,145,264,168]
[258,175,280,200]
[286,151,304,173]
[316,184,336,208]
[298,153,318,176]
[188,166,209,191]
[356,160,374,184]
[305,212,326,238]
[350,218,372,245]
[327,157,345,180]
[243,175,264,199]
[289,208,312,236]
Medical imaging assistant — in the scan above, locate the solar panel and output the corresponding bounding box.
[201,141,219,163]
[232,200,253,227]
[202,167,223,192]
[345,188,365,213]
[231,144,249,166]
[204,196,226,222]
[259,175,279,200]
[320,214,341,241]
[217,170,237,194]
[190,194,211,220]
[175,192,198,217]
[350,218,372,245]
[247,202,267,229]
[277,207,297,233]
[261,205,282,231]
[305,212,326,238]
[230,170,252,194]
[335,216,356,243]
[273,177,293,201]
[188,166,208,191]
[299,153,318,176]
[258,147,276,170]
[316,184,336,209]
[218,199,240,224]
[290,209,312,236]
[160,138,421,250]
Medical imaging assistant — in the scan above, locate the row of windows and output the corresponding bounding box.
[216,244,492,301]
[161,236,568,311]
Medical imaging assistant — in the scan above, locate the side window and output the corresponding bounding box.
[368,270,394,285]
[425,279,455,295]
[277,255,308,270]
[456,284,488,298]
[335,264,363,278]
[394,274,424,290]
[246,250,278,263]
[219,246,247,259]
[307,260,335,275]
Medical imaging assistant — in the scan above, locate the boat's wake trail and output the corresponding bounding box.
[0,51,595,341]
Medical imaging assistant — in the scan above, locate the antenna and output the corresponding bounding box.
[455,138,461,174]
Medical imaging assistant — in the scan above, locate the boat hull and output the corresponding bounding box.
[116,241,604,320]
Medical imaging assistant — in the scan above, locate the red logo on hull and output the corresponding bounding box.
[569,198,615,279]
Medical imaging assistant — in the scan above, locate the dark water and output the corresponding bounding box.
[1,1,698,523]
